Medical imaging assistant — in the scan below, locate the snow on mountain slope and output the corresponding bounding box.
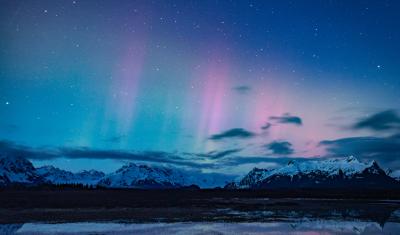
[0,155,233,188]
[98,163,235,189]
[36,166,105,185]
[2,154,398,189]
[0,155,46,186]
[98,163,186,188]
[237,156,398,189]
[36,166,75,184]
[237,168,272,188]
[272,156,372,177]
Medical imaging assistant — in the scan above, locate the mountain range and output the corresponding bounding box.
[0,155,232,188]
[226,156,400,189]
[36,165,105,185]
[1,155,399,189]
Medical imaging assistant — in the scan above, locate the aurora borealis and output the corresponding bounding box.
[1,1,400,174]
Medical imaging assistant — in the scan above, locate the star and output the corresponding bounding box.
[377,65,382,69]
[5,101,9,105]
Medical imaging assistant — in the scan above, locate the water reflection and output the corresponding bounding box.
[2,221,400,235]
[2,200,400,234]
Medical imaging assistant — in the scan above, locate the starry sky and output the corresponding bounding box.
[1,0,400,175]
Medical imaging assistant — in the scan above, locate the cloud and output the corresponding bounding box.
[104,135,126,143]
[0,141,295,173]
[319,134,400,168]
[221,156,323,166]
[59,148,206,167]
[0,140,211,168]
[269,113,302,126]
[209,128,255,140]
[0,140,302,175]
[196,148,242,159]
[0,124,19,133]
[232,85,251,94]
[0,140,59,160]
[352,110,400,132]
[261,122,271,130]
[265,141,294,155]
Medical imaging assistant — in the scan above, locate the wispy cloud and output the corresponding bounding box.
[104,135,126,143]
[195,148,242,159]
[1,124,19,133]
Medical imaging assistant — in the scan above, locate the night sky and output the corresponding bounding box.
[1,1,400,175]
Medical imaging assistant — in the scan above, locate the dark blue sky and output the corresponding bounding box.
[1,1,400,174]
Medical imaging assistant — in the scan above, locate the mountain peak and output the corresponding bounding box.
[99,163,186,189]
[346,155,359,163]
[366,160,381,169]
[36,165,104,185]
[0,155,45,186]
[0,155,36,174]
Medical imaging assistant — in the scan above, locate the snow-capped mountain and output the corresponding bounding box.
[232,156,400,189]
[236,168,272,189]
[36,166,105,185]
[1,154,399,189]
[98,162,235,189]
[98,162,236,189]
[98,163,186,188]
[0,155,233,188]
[0,155,46,186]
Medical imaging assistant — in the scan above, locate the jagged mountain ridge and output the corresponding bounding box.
[1,155,399,189]
[230,156,400,189]
[0,156,233,188]
[98,163,186,189]
[36,165,105,185]
[0,155,46,186]
[97,163,233,189]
